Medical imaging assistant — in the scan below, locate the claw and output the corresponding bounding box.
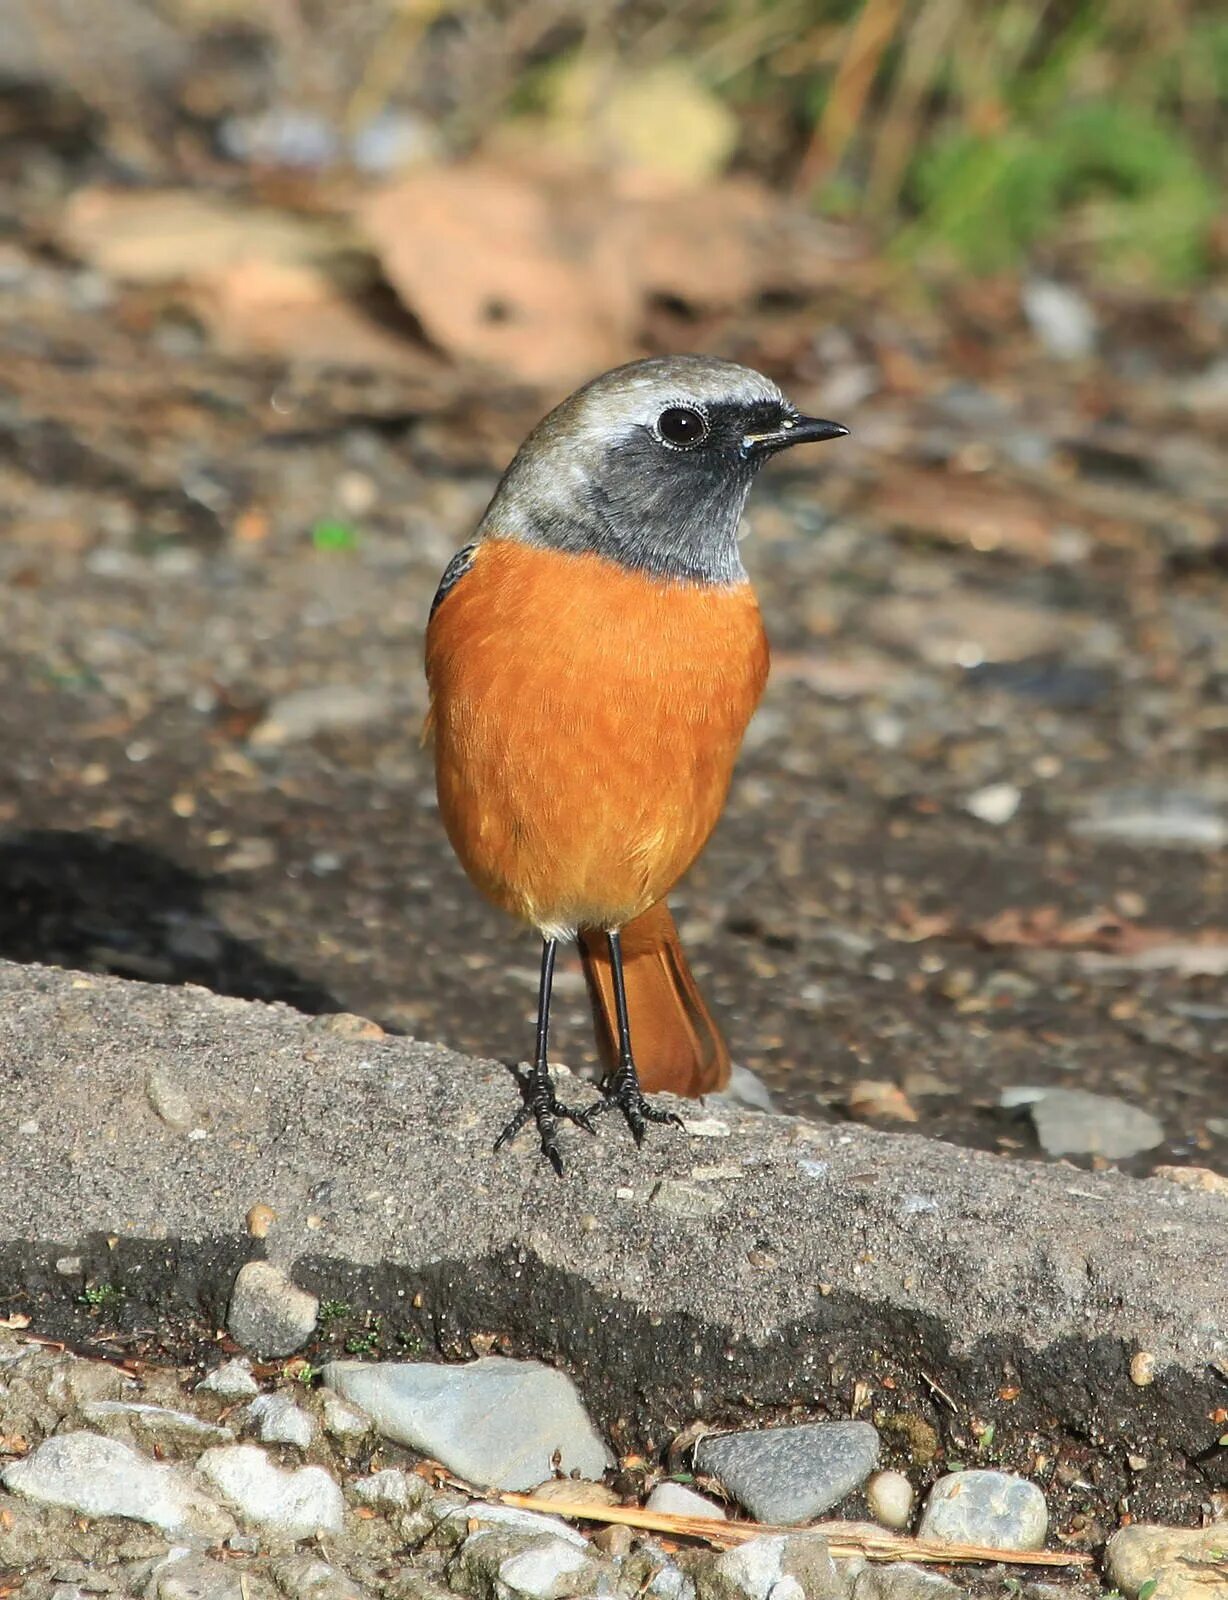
[494,1065,597,1176]
[592,1061,683,1146]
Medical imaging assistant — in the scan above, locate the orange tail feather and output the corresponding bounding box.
[579,901,731,1098]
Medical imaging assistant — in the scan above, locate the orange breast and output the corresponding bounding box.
[425,537,769,933]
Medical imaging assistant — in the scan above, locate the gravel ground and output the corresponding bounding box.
[1,247,1226,1179]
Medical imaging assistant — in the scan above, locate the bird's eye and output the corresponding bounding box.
[655,405,709,448]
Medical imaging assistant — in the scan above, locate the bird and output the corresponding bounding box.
[424,355,847,1173]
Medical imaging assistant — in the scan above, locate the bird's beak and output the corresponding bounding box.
[742,416,850,458]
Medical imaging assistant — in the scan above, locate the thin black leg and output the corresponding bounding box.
[493,937,596,1176]
[592,929,683,1145]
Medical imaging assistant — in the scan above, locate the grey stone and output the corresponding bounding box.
[647,1481,727,1520]
[453,1526,602,1600]
[440,1501,588,1547]
[852,1566,962,1600]
[918,1469,1047,1551]
[145,1068,196,1131]
[320,1391,370,1440]
[494,1538,597,1598]
[1105,1521,1228,1599]
[865,1469,913,1531]
[351,1468,422,1510]
[227,1262,318,1358]
[197,1359,260,1401]
[270,1553,374,1600]
[1021,279,1097,360]
[709,1065,775,1113]
[695,1422,880,1524]
[197,1444,343,1537]
[1072,788,1226,850]
[148,1552,266,1600]
[250,685,392,746]
[79,1399,234,1450]
[246,1393,316,1450]
[695,1533,843,1600]
[1001,1087,1165,1160]
[322,1356,611,1489]
[0,957,1224,1470]
[2,1432,231,1538]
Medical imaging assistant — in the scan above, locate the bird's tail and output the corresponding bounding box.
[579,900,731,1097]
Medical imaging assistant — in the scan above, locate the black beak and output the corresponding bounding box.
[743,416,850,458]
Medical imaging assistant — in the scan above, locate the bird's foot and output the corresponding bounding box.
[591,1062,683,1147]
[493,1066,597,1177]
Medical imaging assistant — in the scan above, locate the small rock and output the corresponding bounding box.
[227,1262,319,1357]
[198,1358,259,1401]
[247,1203,276,1239]
[79,1399,234,1450]
[320,1390,371,1440]
[593,1523,632,1557]
[270,1553,374,1600]
[246,1392,315,1449]
[647,1481,727,1520]
[865,1469,914,1531]
[1072,788,1226,850]
[1021,279,1097,360]
[697,1532,842,1600]
[1106,1521,1228,1599]
[147,1553,258,1600]
[845,1081,918,1124]
[708,1065,775,1113]
[3,1432,230,1537]
[650,1180,727,1219]
[145,1068,195,1131]
[352,1468,423,1509]
[695,1421,879,1524]
[918,1469,1047,1551]
[440,1502,588,1547]
[965,782,1022,826]
[1001,1087,1164,1160]
[496,1537,594,1599]
[322,1356,611,1490]
[1130,1351,1157,1387]
[1151,1165,1228,1196]
[198,1443,343,1538]
[851,1565,963,1599]
[250,685,392,746]
[529,1476,619,1508]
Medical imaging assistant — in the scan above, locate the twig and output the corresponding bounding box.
[499,1494,1091,1569]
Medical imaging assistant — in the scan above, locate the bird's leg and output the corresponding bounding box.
[592,929,683,1144]
[493,936,596,1176]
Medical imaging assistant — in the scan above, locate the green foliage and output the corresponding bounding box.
[318,1298,352,1323]
[908,101,1215,283]
[311,520,360,554]
[78,1283,125,1309]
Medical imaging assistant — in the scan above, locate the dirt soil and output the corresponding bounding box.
[1,159,1227,1184]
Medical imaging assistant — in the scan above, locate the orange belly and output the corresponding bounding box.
[425,537,769,934]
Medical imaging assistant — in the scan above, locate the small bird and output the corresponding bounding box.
[424,355,846,1172]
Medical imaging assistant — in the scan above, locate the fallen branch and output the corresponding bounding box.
[500,1493,1091,1568]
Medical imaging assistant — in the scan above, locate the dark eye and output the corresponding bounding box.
[656,405,709,448]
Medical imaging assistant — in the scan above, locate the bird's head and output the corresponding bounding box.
[477,355,848,584]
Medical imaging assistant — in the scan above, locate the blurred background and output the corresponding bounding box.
[1,0,1225,1176]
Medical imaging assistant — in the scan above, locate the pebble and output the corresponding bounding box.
[1105,1521,1228,1599]
[695,1421,880,1524]
[865,1469,914,1531]
[852,1566,963,1599]
[495,1537,594,1598]
[709,1065,776,1113]
[1001,1086,1165,1160]
[647,1480,728,1520]
[197,1358,260,1401]
[698,1532,840,1600]
[439,1501,588,1547]
[270,1553,372,1600]
[918,1469,1047,1550]
[1072,788,1227,850]
[650,1179,727,1219]
[198,1444,344,1537]
[250,685,393,747]
[352,1468,423,1509]
[965,782,1022,826]
[227,1261,319,1357]
[246,1392,316,1449]
[144,1067,195,1131]
[322,1355,612,1490]
[147,1552,253,1600]
[79,1399,234,1449]
[1021,279,1097,360]
[320,1390,371,1440]
[3,1432,231,1538]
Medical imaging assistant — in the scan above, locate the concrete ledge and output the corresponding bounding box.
[0,959,1223,1520]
